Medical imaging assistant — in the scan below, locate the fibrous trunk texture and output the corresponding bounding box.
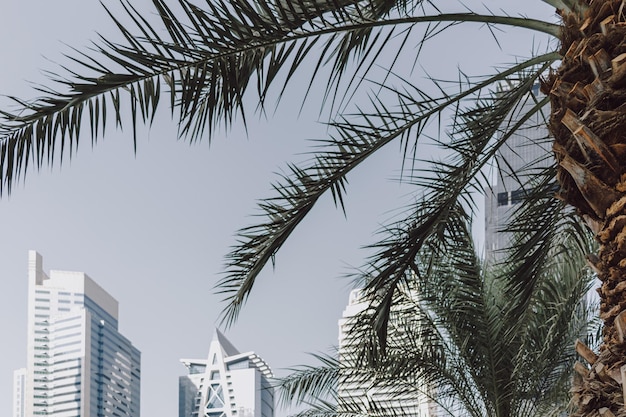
[544,1,626,416]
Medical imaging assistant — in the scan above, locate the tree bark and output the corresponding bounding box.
[543,1,626,415]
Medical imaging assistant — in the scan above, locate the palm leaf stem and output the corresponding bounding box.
[2,12,560,130]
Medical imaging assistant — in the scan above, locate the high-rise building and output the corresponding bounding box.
[179,329,274,417]
[12,368,26,417]
[484,84,551,261]
[337,288,437,417]
[15,250,141,417]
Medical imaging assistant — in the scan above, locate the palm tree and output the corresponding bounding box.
[0,0,622,414]
[277,210,599,417]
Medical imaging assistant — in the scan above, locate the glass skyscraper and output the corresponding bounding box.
[484,84,552,261]
[15,251,140,417]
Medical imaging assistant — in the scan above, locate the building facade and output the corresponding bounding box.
[179,329,274,417]
[15,251,140,417]
[13,368,26,417]
[337,288,437,417]
[484,84,552,261]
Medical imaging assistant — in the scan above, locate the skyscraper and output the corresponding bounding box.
[12,368,26,417]
[337,288,437,417]
[15,250,141,417]
[484,84,551,261]
[179,329,274,417]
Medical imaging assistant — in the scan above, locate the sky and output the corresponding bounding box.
[0,1,556,416]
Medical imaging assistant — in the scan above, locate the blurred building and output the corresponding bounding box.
[12,368,26,417]
[14,250,141,417]
[179,329,274,417]
[484,84,552,262]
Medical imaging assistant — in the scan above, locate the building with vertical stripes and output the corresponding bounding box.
[14,250,140,417]
[337,288,438,417]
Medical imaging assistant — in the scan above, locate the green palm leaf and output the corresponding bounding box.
[0,0,586,344]
[276,209,597,417]
[217,52,559,324]
[1,0,559,192]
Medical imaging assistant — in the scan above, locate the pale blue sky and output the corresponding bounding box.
[0,1,555,416]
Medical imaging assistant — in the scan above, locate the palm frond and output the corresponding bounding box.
[1,0,559,195]
[351,59,555,342]
[276,352,340,408]
[217,52,559,324]
[276,207,598,417]
[1,0,568,338]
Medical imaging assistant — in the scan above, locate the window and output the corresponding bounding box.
[227,359,249,371]
[189,364,206,375]
[511,189,526,204]
[206,383,225,409]
[497,192,508,206]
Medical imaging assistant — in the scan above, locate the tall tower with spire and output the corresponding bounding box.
[179,330,274,417]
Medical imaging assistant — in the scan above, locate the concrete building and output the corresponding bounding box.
[179,329,274,417]
[14,250,140,417]
[484,84,552,262]
[337,288,437,417]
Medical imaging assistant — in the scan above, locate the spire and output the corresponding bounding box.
[211,328,240,357]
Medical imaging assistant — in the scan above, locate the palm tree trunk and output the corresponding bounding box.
[544,0,626,415]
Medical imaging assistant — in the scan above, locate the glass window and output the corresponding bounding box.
[511,189,526,204]
[189,364,206,375]
[207,384,224,409]
[497,192,508,206]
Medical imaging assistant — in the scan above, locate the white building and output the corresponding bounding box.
[12,368,26,417]
[338,288,437,417]
[15,250,140,417]
[179,329,274,417]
